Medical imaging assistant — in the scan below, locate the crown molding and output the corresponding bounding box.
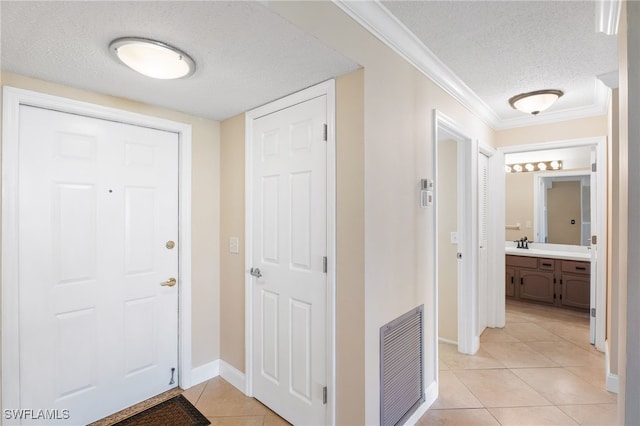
[596,0,621,35]
[333,0,612,131]
[332,0,501,129]
[597,70,619,89]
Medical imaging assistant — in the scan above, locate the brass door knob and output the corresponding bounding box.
[161,277,177,287]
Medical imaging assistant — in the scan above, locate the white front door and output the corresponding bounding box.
[17,105,179,425]
[250,95,327,425]
[478,152,489,335]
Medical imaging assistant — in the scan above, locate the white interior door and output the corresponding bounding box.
[17,105,179,425]
[250,95,327,425]
[478,152,489,335]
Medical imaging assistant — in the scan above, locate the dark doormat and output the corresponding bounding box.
[113,395,210,426]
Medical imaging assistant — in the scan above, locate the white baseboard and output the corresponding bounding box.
[605,340,619,393]
[189,360,220,388]
[220,360,246,394]
[404,380,438,426]
[606,373,619,393]
[438,337,457,345]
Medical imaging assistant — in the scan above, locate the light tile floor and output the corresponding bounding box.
[183,376,291,426]
[419,300,617,426]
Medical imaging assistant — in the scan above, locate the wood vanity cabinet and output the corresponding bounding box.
[505,255,590,311]
[560,260,591,310]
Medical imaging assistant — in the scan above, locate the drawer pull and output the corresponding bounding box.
[542,263,552,267]
[575,266,586,271]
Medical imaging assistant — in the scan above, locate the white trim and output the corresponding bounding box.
[334,0,500,129]
[190,361,221,388]
[605,340,620,394]
[596,0,622,35]
[433,110,478,355]
[1,86,194,411]
[497,136,607,352]
[333,1,611,131]
[438,337,457,345]
[404,380,438,426]
[220,360,247,394]
[244,80,337,424]
[532,170,591,245]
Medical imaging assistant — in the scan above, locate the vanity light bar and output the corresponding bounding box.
[505,160,563,173]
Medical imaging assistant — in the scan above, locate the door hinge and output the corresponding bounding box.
[560,294,562,300]
[323,124,328,142]
[323,386,327,404]
[592,163,597,172]
[591,308,596,317]
[592,235,597,245]
[554,293,556,299]
[323,256,327,273]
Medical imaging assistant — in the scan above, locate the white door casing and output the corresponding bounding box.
[497,137,607,352]
[2,87,194,423]
[245,81,336,426]
[433,110,479,356]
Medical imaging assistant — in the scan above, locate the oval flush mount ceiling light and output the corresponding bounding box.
[508,89,564,115]
[109,37,195,79]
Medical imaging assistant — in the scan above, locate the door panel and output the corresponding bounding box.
[251,96,327,426]
[17,105,179,425]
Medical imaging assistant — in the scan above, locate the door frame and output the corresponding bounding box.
[497,136,607,351]
[1,87,194,413]
[244,80,336,424]
[433,110,480,355]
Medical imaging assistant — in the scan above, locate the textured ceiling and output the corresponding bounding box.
[381,0,618,124]
[1,1,619,127]
[0,1,359,121]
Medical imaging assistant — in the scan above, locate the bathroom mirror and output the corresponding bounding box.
[505,146,592,246]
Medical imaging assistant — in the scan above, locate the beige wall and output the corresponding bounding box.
[267,3,496,423]
[437,140,458,342]
[0,72,222,370]
[219,114,246,372]
[505,173,534,242]
[547,181,581,245]
[495,115,608,147]
[335,69,366,426]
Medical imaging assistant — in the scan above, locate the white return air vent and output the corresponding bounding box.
[380,305,425,426]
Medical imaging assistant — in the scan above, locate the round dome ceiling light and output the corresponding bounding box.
[508,89,564,115]
[109,37,196,80]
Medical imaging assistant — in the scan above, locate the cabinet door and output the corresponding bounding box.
[506,267,516,298]
[519,270,555,304]
[560,273,590,310]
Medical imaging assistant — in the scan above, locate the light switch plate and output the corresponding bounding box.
[229,237,239,254]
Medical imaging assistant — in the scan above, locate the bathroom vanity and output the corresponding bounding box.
[505,243,591,311]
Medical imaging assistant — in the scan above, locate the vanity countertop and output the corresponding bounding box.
[505,243,591,262]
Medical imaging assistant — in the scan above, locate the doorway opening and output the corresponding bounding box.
[498,137,606,352]
[433,110,479,356]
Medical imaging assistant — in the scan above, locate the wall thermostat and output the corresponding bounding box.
[420,179,433,208]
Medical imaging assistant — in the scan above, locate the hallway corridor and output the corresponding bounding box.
[420,301,616,425]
